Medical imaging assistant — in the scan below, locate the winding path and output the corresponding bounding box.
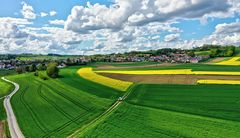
[1,77,24,138]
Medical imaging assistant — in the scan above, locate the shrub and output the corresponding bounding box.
[46,62,59,78]
[39,73,48,80]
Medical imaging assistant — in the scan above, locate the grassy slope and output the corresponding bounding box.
[82,84,240,138]
[7,66,122,138]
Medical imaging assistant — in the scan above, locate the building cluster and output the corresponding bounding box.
[0,53,210,70]
[98,54,210,63]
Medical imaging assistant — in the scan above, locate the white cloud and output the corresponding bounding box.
[40,12,48,17]
[49,11,57,16]
[164,34,180,42]
[21,1,36,19]
[0,17,32,25]
[215,22,240,34]
[49,20,65,25]
[65,0,234,32]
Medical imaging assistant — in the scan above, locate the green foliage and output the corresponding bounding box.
[46,63,59,78]
[15,66,25,74]
[38,72,48,80]
[194,45,236,57]
[37,64,46,71]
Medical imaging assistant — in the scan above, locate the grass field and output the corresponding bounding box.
[95,63,240,72]
[7,66,123,137]
[0,69,16,76]
[81,84,240,138]
[0,79,13,120]
[90,62,159,67]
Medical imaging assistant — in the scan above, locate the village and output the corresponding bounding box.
[0,52,210,71]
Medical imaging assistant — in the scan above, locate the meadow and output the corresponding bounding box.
[7,66,123,137]
[81,84,240,138]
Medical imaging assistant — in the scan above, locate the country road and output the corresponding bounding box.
[1,77,24,138]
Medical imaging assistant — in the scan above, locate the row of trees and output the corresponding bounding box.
[193,44,236,57]
[16,63,59,79]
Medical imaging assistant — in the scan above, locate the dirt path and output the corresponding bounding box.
[1,77,24,138]
[68,84,136,138]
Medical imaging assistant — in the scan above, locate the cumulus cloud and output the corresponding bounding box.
[40,12,48,17]
[164,34,180,42]
[21,1,36,19]
[0,17,32,25]
[65,0,233,32]
[49,20,65,25]
[0,23,28,38]
[215,22,240,34]
[49,11,57,16]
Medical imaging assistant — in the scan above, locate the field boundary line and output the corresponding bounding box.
[1,77,25,138]
[67,84,137,138]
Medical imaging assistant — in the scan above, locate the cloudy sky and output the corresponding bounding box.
[0,0,240,55]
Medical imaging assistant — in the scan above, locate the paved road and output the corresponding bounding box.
[2,77,24,138]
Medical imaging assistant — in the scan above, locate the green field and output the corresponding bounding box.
[7,66,122,137]
[81,84,240,138]
[90,62,159,67]
[0,79,13,120]
[95,63,240,72]
[16,55,80,61]
[0,69,16,76]
[194,50,211,56]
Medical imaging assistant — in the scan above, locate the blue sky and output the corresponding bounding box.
[0,0,239,54]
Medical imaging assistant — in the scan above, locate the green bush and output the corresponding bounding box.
[38,73,48,80]
[46,62,59,78]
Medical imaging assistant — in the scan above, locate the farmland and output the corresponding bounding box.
[6,66,123,137]
[1,61,240,137]
[81,84,240,138]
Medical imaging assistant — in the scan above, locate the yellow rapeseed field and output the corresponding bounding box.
[197,80,240,85]
[216,57,240,66]
[77,68,133,91]
[96,69,240,76]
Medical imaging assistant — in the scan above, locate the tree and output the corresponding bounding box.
[29,64,37,72]
[188,51,195,57]
[46,63,59,78]
[37,63,46,71]
[16,66,24,74]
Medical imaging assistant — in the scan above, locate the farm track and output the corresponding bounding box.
[68,84,137,138]
[36,80,90,111]
[35,82,98,137]
[2,77,24,138]
[37,85,74,120]
[19,86,48,133]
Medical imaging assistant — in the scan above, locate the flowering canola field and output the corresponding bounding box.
[216,57,240,66]
[77,68,133,91]
[96,69,240,76]
[197,80,240,85]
